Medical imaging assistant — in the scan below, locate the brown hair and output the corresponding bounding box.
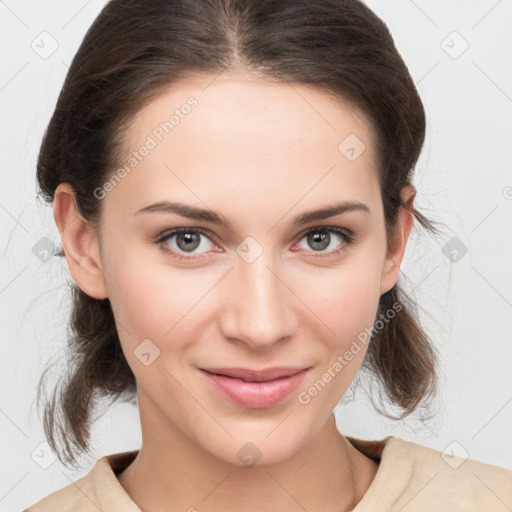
[36,0,438,468]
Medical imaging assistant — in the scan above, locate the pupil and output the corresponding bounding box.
[309,231,329,250]
[178,232,200,252]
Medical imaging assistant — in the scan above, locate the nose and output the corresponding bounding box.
[219,251,296,351]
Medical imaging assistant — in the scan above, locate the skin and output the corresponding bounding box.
[53,73,415,512]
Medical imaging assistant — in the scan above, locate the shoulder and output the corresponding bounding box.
[22,470,99,512]
[22,450,140,512]
[380,436,512,511]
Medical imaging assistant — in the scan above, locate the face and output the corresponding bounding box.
[59,73,411,466]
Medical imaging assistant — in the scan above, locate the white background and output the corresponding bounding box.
[1,1,511,510]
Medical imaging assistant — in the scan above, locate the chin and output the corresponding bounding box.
[198,425,309,468]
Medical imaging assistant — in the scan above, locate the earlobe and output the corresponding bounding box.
[379,185,416,295]
[53,183,109,299]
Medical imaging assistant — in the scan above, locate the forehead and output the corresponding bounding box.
[126,73,376,157]
[107,74,381,222]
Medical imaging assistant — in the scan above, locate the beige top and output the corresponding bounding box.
[23,435,512,511]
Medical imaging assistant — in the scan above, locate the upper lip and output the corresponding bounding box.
[200,366,310,382]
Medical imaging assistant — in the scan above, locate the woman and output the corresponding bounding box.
[24,0,511,511]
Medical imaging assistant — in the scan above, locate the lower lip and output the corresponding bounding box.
[200,368,309,408]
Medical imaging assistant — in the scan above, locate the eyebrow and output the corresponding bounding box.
[134,200,370,230]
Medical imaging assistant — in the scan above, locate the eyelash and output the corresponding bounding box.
[155,226,355,261]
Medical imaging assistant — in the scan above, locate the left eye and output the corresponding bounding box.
[156,226,353,260]
[294,227,353,254]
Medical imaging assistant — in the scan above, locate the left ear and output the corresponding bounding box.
[379,185,416,295]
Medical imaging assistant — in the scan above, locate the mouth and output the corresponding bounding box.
[199,366,311,408]
[199,366,309,381]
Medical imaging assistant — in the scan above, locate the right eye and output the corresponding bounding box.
[155,227,219,261]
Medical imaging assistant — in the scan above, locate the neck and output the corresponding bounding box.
[117,393,378,512]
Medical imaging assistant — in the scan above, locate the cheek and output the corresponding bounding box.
[291,270,382,412]
[294,249,384,378]
[101,240,206,352]
[320,277,380,367]
[300,253,384,338]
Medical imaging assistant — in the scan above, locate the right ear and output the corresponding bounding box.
[53,183,109,299]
